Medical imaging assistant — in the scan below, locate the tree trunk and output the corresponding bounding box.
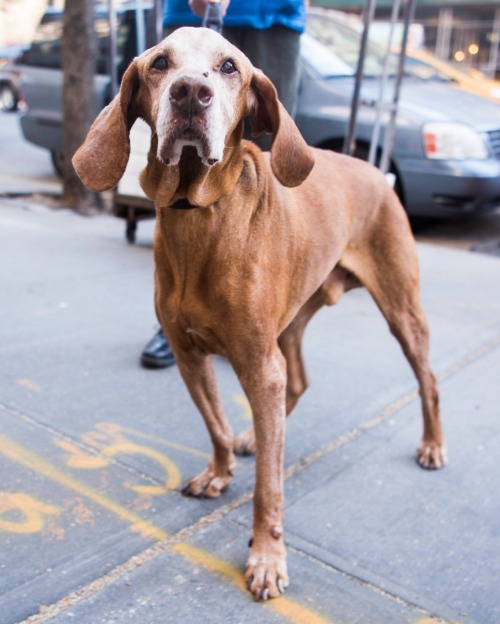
[61,0,99,213]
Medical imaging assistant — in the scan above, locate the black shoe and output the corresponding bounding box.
[140,328,176,369]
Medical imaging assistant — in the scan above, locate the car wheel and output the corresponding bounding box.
[0,83,18,112]
[50,149,65,177]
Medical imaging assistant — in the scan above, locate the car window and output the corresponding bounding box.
[20,10,136,77]
[301,34,354,77]
[22,14,62,69]
[306,14,400,78]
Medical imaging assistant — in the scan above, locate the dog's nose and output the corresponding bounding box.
[169,77,213,113]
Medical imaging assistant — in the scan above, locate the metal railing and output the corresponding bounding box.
[343,0,418,178]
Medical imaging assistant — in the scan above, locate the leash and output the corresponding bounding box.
[203,0,223,34]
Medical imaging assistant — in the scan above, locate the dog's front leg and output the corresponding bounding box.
[236,347,289,600]
[176,351,236,498]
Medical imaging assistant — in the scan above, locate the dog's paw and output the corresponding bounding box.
[417,441,447,470]
[182,466,233,498]
[234,427,256,456]
[245,545,289,601]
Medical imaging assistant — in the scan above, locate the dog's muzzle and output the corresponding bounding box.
[157,75,221,167]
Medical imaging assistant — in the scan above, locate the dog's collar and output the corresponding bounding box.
[169,198,200,210]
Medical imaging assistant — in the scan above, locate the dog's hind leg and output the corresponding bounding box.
[343,215,446,469]
[281,267,360,414]
[279,290,324,417]
[383,302,445,469]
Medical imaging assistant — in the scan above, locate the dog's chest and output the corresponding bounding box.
[164,279,233,355]
[172,304,230,356]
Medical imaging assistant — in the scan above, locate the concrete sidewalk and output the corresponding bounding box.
[1,197,499,624]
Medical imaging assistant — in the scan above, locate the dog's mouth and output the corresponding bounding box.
[158,123,220,167]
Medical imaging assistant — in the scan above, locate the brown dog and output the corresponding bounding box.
[73,27,446,601]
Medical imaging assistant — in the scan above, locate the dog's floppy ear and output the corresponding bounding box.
[248,70,314,188]
[72,61,140,192]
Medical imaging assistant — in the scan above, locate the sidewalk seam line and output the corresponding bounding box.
[285,543,457,624]
[0,404,179,490]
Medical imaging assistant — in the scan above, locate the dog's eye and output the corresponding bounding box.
[221,59,237,74]
[151,56,168,71]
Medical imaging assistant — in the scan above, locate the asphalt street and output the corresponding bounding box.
[1,111,500,624]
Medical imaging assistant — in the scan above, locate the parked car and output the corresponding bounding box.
[295,10,500,217]
[18,7,500,221]
[403,48,500,103]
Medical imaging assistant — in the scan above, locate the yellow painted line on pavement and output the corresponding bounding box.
[0,434,168,541]
[113,423,211,459]
[415,619,460,624]
[16,378,43,392]
[173,542,248,589]
[0,492,59,534]
[0,434,333,624]
[173,543,332,624]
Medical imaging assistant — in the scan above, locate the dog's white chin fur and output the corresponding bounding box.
[157,139,223,167]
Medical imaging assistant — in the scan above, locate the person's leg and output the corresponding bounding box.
[224,25,301,117]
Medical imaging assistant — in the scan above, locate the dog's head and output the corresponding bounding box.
[73,27,314,200]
